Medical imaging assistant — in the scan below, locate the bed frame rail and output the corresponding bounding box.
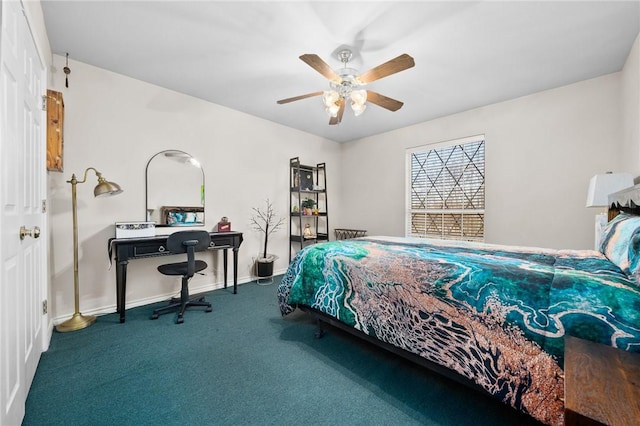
[298,305,488,396]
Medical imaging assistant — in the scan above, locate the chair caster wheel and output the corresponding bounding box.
[176,316,184,324]
[151,314,159,320]
[205,307,212,313]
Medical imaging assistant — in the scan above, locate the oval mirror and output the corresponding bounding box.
[145,150,205,227]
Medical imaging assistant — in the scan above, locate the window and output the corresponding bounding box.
[407,135,485,241]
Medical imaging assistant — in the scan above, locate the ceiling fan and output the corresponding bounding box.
[277,49,415,125]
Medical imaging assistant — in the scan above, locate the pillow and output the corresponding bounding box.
[599,213,640,276]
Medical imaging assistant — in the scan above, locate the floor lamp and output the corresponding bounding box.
[586,172,633,250]
[56,167,123,333]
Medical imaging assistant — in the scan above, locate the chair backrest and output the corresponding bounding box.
[166,230,211,277]
[166,230,211,254]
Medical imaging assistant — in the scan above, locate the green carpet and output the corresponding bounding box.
[24,276,542,425]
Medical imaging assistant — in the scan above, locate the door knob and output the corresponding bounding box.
[20,226,40,240]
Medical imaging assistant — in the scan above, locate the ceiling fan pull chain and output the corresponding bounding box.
[63,52,71,88]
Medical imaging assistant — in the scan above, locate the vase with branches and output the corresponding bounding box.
[250,198,285,262]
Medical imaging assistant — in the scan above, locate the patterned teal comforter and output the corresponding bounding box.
[277,236,640,426]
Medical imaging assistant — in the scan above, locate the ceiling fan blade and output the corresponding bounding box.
[366,90,404,111]
[277,91,323,104]
[300,54,342,83]
[329,99,345,125]
[357,54,415,84]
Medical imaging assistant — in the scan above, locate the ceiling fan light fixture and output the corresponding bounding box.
[323,90,341,117]
[322,90,339,106]
[325,106,339,118]
[352,102,367,117]
[349,89,367,116]
[350,89,367,104]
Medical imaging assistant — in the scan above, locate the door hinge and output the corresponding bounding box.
[41,199,47,213]
[42,300,48,315]
[41,95,47,111]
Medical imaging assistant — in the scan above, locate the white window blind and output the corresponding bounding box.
[407,136,485,241]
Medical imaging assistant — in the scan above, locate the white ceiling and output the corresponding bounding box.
[40,1,640,143]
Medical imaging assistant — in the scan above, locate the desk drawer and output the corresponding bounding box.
[123,234,236,258]
[209,236,233,248]
[133,242,169,257]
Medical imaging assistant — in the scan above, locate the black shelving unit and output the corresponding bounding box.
[289,157,329,261]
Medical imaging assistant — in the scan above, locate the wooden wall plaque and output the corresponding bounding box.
[46,89,64,171]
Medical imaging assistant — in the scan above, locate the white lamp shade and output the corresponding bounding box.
[322,90,339,107]
[350,89,367,106]
[325,102,341,117]
[586,172,634,207]
[351,103,366,116]
[350,89,367,116]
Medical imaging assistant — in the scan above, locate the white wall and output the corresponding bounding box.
[47,56,341,322]
[621,33,640,176]
[339,72,624,250]
[46,31,640,322]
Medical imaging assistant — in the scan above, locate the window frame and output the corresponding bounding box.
[405,134,486,241]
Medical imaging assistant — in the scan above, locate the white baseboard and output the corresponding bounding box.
[50,270,286,326]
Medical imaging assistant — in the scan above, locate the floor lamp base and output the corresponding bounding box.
[56,312,96,332]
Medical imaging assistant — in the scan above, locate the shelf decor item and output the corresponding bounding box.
[301,198,316,215]
[250,198,285,283]
[303,223,316,239]
[57,167,123,332]
[299,170,314,191]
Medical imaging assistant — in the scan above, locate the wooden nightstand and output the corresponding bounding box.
[564,335,640,425]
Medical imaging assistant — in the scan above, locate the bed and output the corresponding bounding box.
[277,212,640,426]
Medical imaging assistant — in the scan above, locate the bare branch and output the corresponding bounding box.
[250,198,286,258]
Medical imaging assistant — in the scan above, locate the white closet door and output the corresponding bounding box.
[0,1,47,424]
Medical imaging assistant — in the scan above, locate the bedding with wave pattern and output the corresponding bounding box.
[277,236,640,426]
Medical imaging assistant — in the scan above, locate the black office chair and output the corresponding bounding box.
[151,230,212,324]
